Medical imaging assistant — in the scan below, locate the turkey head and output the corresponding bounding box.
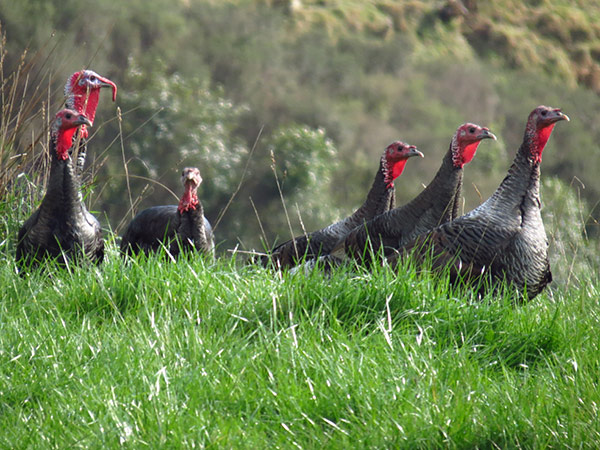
[525,105,570,163]
[451,123,497,168]
[178,167,203,213]
[384,141,424,188]
[53,109,92,160]
[64,70,117,138]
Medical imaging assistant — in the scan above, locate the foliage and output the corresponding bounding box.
[257,125,340,243]
[100,60,250,235]
[1,2,600,445]
[1,0,599,255]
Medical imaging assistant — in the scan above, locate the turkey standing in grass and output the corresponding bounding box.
[389,106,569,299]
[331,123,496,264]
[263,141,424,269]
[16,109,103,271]
[64,70,117,176]
[120,167,215,258]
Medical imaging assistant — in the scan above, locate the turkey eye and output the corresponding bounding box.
[541,110,547,116]
[66,113,72,119]
[90,76,96,81]
[469,127,475,133]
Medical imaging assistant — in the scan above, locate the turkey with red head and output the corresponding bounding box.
[390,106,569,299]
[16,109,104,271]
[331,123,496,264]
[263,141,423,268]
[64,70,117,176]
[120,167,215,258]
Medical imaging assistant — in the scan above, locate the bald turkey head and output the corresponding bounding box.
[52,109,92,160]
[451,123,497,168]
[64,70,117,138]
[384,141,424,188]
[525,105,570,163]
[178,167,203,213]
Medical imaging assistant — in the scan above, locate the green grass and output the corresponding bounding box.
[0,241,599,448]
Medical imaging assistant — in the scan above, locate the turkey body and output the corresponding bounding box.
[338,150,462,263]
[120,205,214,257]
[264,142,422,268]
[16,113,103,271]
[334,124,496,264]
[391,106,568,299]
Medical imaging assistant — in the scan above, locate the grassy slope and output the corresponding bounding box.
[1,245,599,448]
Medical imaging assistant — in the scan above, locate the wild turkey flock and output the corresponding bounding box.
[15,69,570,300]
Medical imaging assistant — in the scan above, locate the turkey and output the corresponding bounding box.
[389,106,569,299]
[64,70,117,176]
[120,167,215,258]
[16,109,104,271]
[331,123,496,264]
[263,141,423,268]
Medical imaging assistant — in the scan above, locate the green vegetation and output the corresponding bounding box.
[1,1,600,446]
[1,0,599,250]
[1,247,599,447]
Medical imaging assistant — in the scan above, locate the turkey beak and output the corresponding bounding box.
[75,115,93,128]
[478,129,497,141]
[407,147,424,158]
[552,110,570,123]
[97,75,118,102]
[185,172,202,184]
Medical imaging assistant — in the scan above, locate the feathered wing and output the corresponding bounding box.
[334,149,462,263]
[120,206,179,255]
[395,213,519,279]
[265,154,396,268]
[204,217,215,255]
[83,208,104,264]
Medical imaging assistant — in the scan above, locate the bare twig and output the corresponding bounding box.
[213,125,264,231]
[271,149,298,259]
[117,106,134,218]
[249,195,268,251]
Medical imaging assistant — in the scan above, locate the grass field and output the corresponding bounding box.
[1,238,599,448]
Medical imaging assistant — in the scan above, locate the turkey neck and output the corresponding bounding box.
[484,134,541,217]
[349,154,396,222]
[402,144,463,224]
[179,200,209,248]
[41,136,83,216]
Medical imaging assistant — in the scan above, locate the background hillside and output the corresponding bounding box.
[1,0,598,273]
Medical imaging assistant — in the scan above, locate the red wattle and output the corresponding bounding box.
[57,127,78,160]
[390,160,408,183]
[461,141,481,166]
[534,124,555,162]
[73,90,101,124]
[178,186,199,213]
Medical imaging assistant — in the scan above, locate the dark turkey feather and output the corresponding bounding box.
[263,142,423,268]
[120,168,214,258]
[16,110,104,272]
[389,106,568,299]
[333,124,496,264]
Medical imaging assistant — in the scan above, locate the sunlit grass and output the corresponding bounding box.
[0,240,598,448]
